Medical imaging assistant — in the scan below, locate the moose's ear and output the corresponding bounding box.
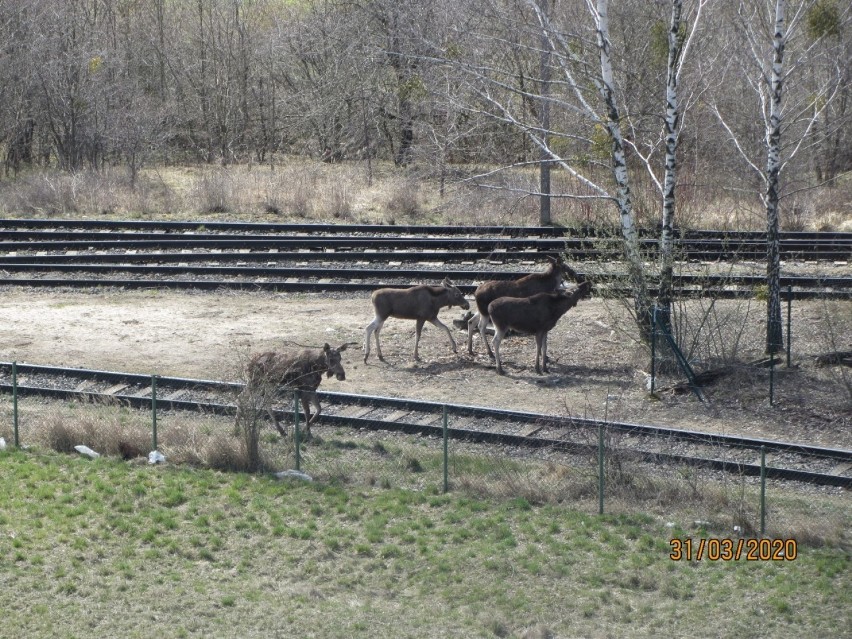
[442,277,455,287]
[338,343,349,352]
[546,255,557,265]
[323,343,330,351]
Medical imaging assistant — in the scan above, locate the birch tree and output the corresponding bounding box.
[587,0,653,339]
[620,0,709,335]
[438,0,713,342]
[711,0,847,354]
[765,0,787,355]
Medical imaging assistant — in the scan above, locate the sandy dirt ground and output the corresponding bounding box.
[0,287,849,449]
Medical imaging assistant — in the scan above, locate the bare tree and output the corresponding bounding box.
[437,0,657,338]
[711,0,848,354]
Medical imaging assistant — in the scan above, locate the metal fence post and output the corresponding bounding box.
[650,307,657,395]
[442,405,449,493]
[598,422,605,515]
[769,356,775,406]
[12,361,19,448]
[293,391,301,472]
[786,285,792,367]
[760,446,766,537]
[151,375,158,451]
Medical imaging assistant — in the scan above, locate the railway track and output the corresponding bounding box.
[1,220,849,298]
[2,232,850,261]
[2,219,851,259]
[3,217,852,243]
[2,362,850,488]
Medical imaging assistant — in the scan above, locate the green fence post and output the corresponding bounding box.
[786,286,792,368]
[650,307,657,395]
[151,375,158,451]
[769,356,775,406]
[760,446,766,537]
[598,422,605,515]
[293,391,301,472]
[443,405,449,493]
[12,361,19,448]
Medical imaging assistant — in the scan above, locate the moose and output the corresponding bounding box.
[241,342,349,439]
[364,277,470,362]
[467,256,582,359]
[489,280,591,375]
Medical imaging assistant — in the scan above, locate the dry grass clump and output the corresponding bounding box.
[0,169,173,219]
[5,399,260,469]
[39,402,151,458]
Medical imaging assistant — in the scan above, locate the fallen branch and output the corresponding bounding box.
[813,351,852,368]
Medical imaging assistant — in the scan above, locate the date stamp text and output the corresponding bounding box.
[669,538,797,561]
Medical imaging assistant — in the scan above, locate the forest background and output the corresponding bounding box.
[0,0,848,228]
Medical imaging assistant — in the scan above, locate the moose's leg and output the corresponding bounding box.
[466,312,480,355]
[492,327,507,375]
[364,316,383,362]
[309,392,321,423]
[480,314,495,359]
[365,316,386,362]
[268,406,289,437]
[429,318,458,353]
[541,332,550,373]
[468,313,493,358]
[534,333,545,374]
[413,319,425,361]
[299,391,320,439]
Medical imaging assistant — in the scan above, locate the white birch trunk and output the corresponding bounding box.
[658,0,683,333]
[538,0,552,225]
[765,0,785,354]
[591,0,652,339]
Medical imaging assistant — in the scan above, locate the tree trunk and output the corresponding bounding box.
[592,0,652,341]
[658,0,683,337]
[538,0,552,226]
[765,0,785,355]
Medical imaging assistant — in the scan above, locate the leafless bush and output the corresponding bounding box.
[813,299,852,402]
[384,178,422,219]
[672,296,758,368]
[323,182,352,219]
[261,165,316,218]
[195,168,235,214]
[0,171,82,217]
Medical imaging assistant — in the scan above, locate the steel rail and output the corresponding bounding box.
[1,262,849,292]
[3,218,851,242]
[4,228,852,250]
[1,362,849,487]
[0,250,563,264]
[2,236,850,260]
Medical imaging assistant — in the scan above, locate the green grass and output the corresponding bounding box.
[0,448,848,638]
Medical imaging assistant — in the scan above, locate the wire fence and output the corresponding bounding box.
[3,368,848,550]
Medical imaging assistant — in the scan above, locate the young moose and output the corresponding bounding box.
[364,277,470,362]
[467,256,581,358]
[243,343,348,439]
[489,280,591,375]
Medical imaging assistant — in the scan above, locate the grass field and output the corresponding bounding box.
[1,436,849,638]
